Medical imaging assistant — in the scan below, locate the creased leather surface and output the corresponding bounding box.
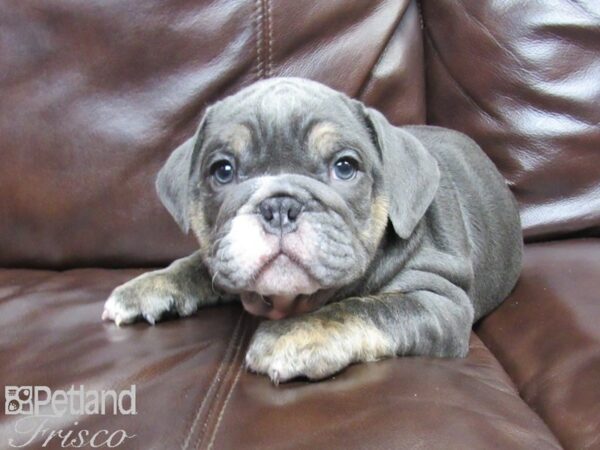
[207,334,560,450]
[0,0,424,269]
[0,269,252,450]
[477,239,600,450]
[421,0,600,242]
[0,268,561,449]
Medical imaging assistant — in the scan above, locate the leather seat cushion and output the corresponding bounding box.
[477,239,600,450]
[0,250,573,449]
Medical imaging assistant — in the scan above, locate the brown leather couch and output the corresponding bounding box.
[1,1,598,449]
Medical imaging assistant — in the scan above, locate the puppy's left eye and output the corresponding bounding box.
[332,157,358,181]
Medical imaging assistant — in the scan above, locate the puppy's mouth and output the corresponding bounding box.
[239,249,321,319]
[252,250,320,298]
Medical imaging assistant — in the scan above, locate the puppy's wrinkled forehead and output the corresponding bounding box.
[215,78,358,127]
[204,78,370,163]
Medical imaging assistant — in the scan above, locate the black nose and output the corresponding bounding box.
[258,196,303,234]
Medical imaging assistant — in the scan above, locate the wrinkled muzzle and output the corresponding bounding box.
[204,174,370,319]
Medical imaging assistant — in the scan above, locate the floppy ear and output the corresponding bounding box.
[357,104,440,239]
[155,113,209,233]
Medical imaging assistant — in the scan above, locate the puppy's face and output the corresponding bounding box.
[157,78,440,319]
[189,80,388,318]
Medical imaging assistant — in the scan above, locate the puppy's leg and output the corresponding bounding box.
[246,270,473,383]
[102,252,233,326]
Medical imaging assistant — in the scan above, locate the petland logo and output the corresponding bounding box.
[4,385,137,448]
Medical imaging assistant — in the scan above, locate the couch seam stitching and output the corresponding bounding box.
[205,319,250,450]
[266,0,273,77]
[255,0,264,80]
[180,311,245,450]
[197,316,249,449]
[195,313,248,449]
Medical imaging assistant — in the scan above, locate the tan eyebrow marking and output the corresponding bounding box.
[307,122,340,158]
[222,124,251,155]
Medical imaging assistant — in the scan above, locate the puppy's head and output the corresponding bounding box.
[157,78,439,319]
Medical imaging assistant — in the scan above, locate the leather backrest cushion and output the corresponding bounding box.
[0,0,424,268]
[421,0,600,242]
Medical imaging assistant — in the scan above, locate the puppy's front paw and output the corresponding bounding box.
[102,272,197,326]
[245,313,395,384]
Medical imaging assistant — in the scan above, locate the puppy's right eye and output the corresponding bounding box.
[210,160,235,184]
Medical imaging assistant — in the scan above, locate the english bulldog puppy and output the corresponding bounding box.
[103,78,523,384]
